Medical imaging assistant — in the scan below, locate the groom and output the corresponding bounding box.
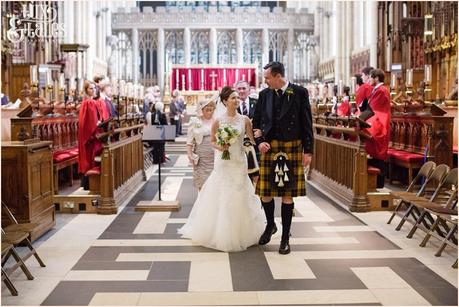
[253,62,314,255]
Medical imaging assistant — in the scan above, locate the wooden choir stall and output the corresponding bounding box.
[309,116,390,212]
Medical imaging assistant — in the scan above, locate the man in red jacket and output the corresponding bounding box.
[365,68,391,188]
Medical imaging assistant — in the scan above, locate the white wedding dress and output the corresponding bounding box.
[178,113,265,252]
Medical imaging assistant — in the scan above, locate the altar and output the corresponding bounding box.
[168,65,258,105]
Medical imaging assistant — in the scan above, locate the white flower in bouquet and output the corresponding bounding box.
[216,124,240,160]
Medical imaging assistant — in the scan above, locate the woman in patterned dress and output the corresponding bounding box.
[186,98,216,190]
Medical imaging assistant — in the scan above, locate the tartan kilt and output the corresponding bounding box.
[256,139,306,197]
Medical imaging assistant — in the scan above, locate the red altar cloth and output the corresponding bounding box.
[171,67,257,91]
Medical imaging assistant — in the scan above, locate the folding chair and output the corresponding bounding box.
[387,161,436,224]
[405,169,458,240]
[1,229,46,269]
[1,201,41,235]
[1,237,36,296]
[2,243,18,296]
[393,164,450,231]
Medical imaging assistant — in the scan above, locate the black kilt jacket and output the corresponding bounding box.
[253,83,314,154]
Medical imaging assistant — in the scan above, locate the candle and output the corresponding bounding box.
[54,80,59,101]
[140,85,144,98]
[424,64,432,83]
[247,70,251,83]
[59,73,65,89]
[69,78,76,90]
[176,70,179,90]
[406,69,413,87]
[390,73,397,89]
[111,78,118,96]
[46,70,52,86]
[338,80,343,96]
[328,83,334,98]
[126,82,133,98]
[201,69,204,90]
[188,69,192,91]
[235,69,239,81]
[223,69,227,85]
[119,80,126,97]
[242,73,246,81]
[30,65,38,84]
[350,77,356,95]
[78,79,84,95]
[181,74,185,91]
[318,84,324,99]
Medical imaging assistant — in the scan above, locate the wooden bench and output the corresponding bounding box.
[388,114,454,184]
[11,114,79,193]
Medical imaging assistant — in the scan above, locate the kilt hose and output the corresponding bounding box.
[255,139,306,197]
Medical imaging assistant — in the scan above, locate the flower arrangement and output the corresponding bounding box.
[215,124,240,160]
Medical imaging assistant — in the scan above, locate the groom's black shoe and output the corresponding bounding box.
[279,239,290,255]
[259,224,277,245]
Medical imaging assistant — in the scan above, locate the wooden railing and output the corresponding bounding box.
[95,123,145,214]
[310,116,372,212]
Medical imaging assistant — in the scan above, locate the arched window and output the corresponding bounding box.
[217,30,237,64]
[268,30,288,64]
[243,30,262,68]
[191,30,210,64]
[139,30,158,83]
[114,31,132,81]
[165,30,185,64]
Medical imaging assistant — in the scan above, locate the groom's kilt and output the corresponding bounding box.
[256,139,306,197]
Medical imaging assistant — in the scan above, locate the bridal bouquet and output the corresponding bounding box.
[216,124,240,160]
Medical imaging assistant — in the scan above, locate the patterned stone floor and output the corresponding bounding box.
[2,155,458,306]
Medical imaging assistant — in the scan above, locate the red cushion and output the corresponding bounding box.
[390,150,424,162]
[367,166,381,175]
[85,166,101,176]
[68,149,79,157]
[453,146,458,154]
[53,153,72,163]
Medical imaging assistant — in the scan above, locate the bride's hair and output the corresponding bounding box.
[219,86,236,105]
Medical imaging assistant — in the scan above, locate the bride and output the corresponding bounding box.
[178,86,265,252]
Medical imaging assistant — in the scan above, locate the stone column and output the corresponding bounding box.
[184,27,191,66]
[236,28,243,65]
[74,1,80,43]
[345,1,353,81]
[334,1,343,83]
[262,28,269,67]
[323,12,329,59]
[132,28,139,83]
[158,28,165,89]
[210,28,217,65]
[287,28,294,80]
[368,1,378,68]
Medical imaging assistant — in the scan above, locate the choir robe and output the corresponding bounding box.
[78,98,103,174]
[95,97,110,122]
[364,84,391,161]
[337,97,351,116]
[355,83,373,114]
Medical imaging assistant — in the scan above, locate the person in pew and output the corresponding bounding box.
[150,102,169,165]
[99,81,117,118]
[364,68,391,189]
[186,98,216,191]
[337,86,351,117]
[78,81,104,190]
[357,67,374,113]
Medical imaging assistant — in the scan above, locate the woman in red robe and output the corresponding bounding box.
[78,81,103,183]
